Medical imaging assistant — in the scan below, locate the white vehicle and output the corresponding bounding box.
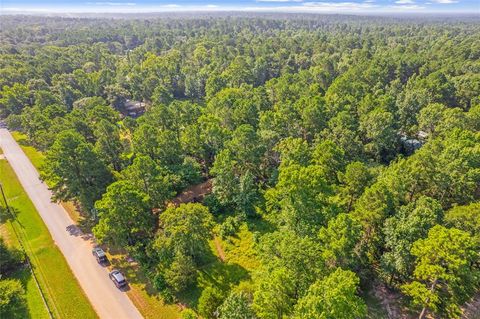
[109,270,127,288]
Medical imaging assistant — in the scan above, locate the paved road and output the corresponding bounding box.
[0,129,143,319]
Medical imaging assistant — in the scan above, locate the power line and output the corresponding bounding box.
[0,183,54,319]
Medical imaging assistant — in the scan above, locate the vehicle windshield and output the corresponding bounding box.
[113,272,125,282]
[94,248,106,257]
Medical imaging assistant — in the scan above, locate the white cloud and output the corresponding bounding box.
[388,4,426,9]
[161,4,181,8]
[2,7,50,12]
[303,1,377,9]
[256,0,303,2]
[86,2,136,5]
[1,0,464,14]
[430,0,458,3]
[243,1,378,12]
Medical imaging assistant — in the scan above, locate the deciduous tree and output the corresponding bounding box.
[42,130,112,211]
[293,268,366,319]
[401,225,479,319]
[93,180,154,248]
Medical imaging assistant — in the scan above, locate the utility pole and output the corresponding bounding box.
[0,183,11,217]
[0,183,54,319]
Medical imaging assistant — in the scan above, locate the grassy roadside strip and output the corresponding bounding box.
[0,157,98,319]
[0,211,51,319]
[11,132,82,223]
[11,132,45,170]
[12,131,182,318]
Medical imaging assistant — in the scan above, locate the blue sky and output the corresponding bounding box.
[1,0,479,14]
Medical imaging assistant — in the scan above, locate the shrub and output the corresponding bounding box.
[0,239,24,276]
[198,286,225,319]
[218,215,245,239]
[181,309,198,319]
[0,279,26,316]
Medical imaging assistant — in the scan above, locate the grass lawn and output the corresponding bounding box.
[174,222,260,311]
[217,223,261,272]
[0,157,97,319]
[100,223,258,317]
[11,267,52,319]
[104,248,182,319]
[0,221,50,319]
[11,131,45,170]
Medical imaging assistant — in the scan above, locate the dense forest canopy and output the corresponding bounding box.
[0,14,479,318]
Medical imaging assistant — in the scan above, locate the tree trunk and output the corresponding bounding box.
[418,307,427,319]
[388,273,394,286]
[347,195,354,212]
[419,279,438,319]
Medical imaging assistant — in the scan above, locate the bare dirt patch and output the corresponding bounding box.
[171,179,212,206]
[462,294,480,319]
[213,236,226,262]
[373,281,414,319]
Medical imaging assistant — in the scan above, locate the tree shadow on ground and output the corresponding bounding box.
[246,215,275,235]
[9,267,35,319]
[14,134,30,147]
[103,232,250,312]
[1,207,26,231]
[66,201,95,234]
[177,246,250,309]
[0,206,14,223]
[105,245,160,298]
